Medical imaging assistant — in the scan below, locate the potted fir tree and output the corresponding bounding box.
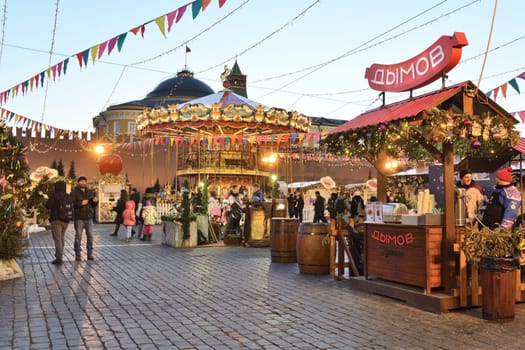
[462,224,525,321]
[161,180,197,247]
[196,179,210,244]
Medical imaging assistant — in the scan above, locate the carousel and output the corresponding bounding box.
[136,75,311,196]
[135,66,312,245]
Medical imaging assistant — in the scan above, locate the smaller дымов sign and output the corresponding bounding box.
[365,32,468,92]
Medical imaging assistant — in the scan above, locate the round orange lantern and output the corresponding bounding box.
[97,154,123,175]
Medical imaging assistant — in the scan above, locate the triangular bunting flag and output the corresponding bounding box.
[202,0,212,11]
[140,25,146,38]
[117,33,127,52]
[192,0,203,19]
[82,49,90,66]
[91,45,99,63]
[176,4,188,23]
[98,41,108,59]
[76,52,84,68]
[57,61,63,77]
[46,67,51,78]
[166,10,177,32]
[518,72,525,80]
[486,90,492,98]
[107,36,118,55]
[508,78,520,94]
[500,83,508,98]
[51,65,57,80]
[29,77,35,90]
[493,87,499,100]
[63,58,69,75]
[154,16,167,38]
[219,0,227,8]
[40,71,45,87]
[130,26,141,35]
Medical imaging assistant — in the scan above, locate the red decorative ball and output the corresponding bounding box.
[361,127,367,134]
[432,136,440,143]
[471,140,481,149]
[379,123,387,131]
[464,119,472,127]
[98,154,123,175]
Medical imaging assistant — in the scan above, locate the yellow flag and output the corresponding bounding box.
[155,16,167,38]
[91,45,99,63]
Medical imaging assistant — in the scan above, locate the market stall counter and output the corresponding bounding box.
[365,222,443,294]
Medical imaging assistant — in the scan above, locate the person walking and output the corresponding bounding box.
[45,180,71,265]
[130,188,141,237]
[122,199,136,242]
[140,200,157,241]
[71,176,98,261]
[313,191,327,223]
[110,189,128,237]
[294,191,304,223]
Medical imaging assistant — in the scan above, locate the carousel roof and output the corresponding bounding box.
[136,89,311,136]
[177,89,267,111]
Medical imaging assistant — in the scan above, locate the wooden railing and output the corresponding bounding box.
[455,228,525,306]
[329,219,361,280]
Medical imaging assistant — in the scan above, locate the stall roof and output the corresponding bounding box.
[388,168,429,177]
[329,83,466,134]
[513,137,525,154]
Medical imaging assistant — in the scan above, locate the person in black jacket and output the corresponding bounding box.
[71,176,98,261]
[45,180,70,265]
[110,189,128,237]
[313,191,327,223]
[294,191,304,223]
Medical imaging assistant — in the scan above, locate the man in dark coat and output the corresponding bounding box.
[45,180,70,265]
[71,176,98,261]
[294,191,305,223]
[313,191,327,223]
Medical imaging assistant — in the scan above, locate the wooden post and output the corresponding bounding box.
[442,141,456,290]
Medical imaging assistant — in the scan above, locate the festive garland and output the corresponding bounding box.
[321,109,519,162]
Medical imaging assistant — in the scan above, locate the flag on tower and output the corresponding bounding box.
[186,46,191,53]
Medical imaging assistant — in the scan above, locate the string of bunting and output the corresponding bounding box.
[486,71,525,122]
[0,107,73,135]
[0,0,228,105]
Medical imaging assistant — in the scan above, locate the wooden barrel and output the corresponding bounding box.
[296,222,330,274]
[271,218,299,263]
[480,256,518,322]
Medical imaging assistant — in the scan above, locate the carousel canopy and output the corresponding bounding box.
[136,89,311,137]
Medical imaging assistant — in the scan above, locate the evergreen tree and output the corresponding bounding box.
[56,160,65,176]
[67,160,76,180]
[26,176,54,226]
[50,160,58,170]
[0,121,31,260]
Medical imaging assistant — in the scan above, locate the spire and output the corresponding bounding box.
[225,59,247,97]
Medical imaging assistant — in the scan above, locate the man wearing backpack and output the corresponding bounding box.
[45,180,71,265]
[71,176,98,261]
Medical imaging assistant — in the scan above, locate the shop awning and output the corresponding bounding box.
[329,82,468,134]
[513,137,525,154]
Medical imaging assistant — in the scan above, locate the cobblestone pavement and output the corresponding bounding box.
[1,223,525,350]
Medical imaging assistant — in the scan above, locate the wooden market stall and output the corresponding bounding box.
[323,80,525,313]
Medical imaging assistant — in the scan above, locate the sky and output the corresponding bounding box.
[1,0,524,134]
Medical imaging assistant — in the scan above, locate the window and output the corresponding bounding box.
[128,122,136,134]
[113,121,120,134]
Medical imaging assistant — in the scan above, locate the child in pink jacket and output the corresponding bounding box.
[122,200,136,242]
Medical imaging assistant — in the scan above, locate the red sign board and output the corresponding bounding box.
[365,32,468,92]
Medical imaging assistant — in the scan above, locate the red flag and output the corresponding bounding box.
[186,46,191,53]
